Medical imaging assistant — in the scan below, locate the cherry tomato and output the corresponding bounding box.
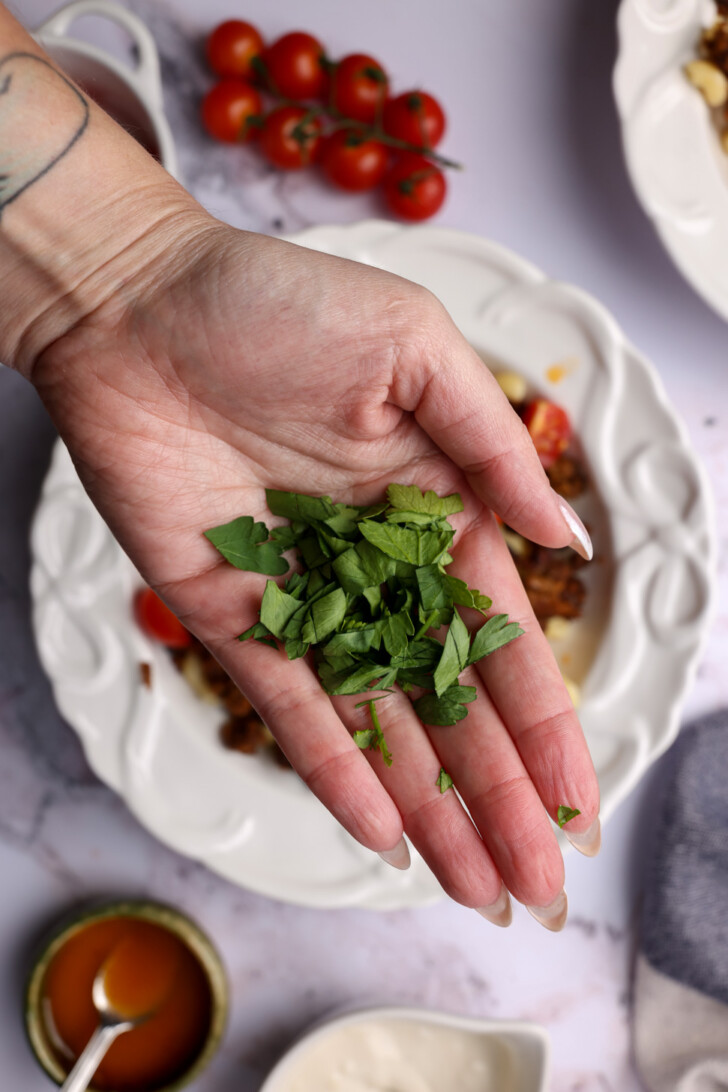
[522,398,571,468]
[383,91,446,150]
[261,32,326,99]
[383,153,446,220]
[206,20,264,80]
[201,79,262,143]
[321,129,388,191]
[329,53,388,123]
[260,105,322,169]
[134,588,192,649]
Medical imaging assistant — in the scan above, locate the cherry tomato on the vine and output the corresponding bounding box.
[261,31,326,99]
[260,105,322,169]
[206,20,264,80]
[201,79,262,143]
[320,129,388,191]
[329,53,388,123]
[134,588,192,650]
[522,398,571,468]
[383,153,446,220]
[383,90,446,150]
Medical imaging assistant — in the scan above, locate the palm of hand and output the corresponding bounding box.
[34,226,599,921]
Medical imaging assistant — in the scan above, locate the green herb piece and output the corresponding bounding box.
[557,805,581,828]
[358,520,453,567]
[413,684,477,726]
[353,700,392,766]
[301,587,347,644]
[433,608,471,696]
[437,768,454,793]
[468,614,524,665]
[386,483,464,517]
[265,489,338,523]
[259,580,304,639]
[204,516,289,575]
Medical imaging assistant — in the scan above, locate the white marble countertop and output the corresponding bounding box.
[2,0,728,1089]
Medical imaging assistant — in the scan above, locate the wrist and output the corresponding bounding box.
[0,34,208,379]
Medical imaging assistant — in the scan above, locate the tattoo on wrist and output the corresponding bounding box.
[0,52,89,220]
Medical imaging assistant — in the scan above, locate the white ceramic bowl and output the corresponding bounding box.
[258,1007,550,1092]
[614,0,728,319]
[29,222,716,910]
[34,0,177,176]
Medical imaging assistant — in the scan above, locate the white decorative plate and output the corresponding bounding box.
[30,222,715,910]
[614,0,728,319]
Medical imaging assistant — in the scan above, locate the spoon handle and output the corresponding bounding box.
[60,1022,131,1092]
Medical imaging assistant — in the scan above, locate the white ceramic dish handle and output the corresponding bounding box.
[36,0,164,112]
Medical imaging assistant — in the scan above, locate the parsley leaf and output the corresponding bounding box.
[204,516,289,575]
[468,614,524,665]
[437,768,454,793]
[557,805,581,828]
[386,483,464,517]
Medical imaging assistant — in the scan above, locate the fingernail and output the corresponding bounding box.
[563,816,601,858]
[556,497,593,561]
[475,884,512,928]
[526,889,568,932]
[378,837,411,871]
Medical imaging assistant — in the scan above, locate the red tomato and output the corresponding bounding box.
[134,588,192,649]
[522,398,571,468]
[201,79,262,143]
[206,20,264,80]
[383,154,446,220]
[329,53,388,123]
[260,105,322,169]
[321,130,388,191]
[262,32,326,99]
[383,91,446,150]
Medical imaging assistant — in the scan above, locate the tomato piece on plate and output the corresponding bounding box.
[134,588,192,649]
[261,32,326,99]
[201,79,262,143]
[522,398,571,468]
[321,129,388,191]
[206,20,264,80]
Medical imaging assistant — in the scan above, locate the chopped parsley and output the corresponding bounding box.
[205,484,524,762]
[557,805,581,828]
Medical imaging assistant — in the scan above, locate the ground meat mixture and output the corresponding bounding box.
[172,639,289,765]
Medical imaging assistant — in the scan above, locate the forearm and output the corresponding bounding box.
[0,4,205,378]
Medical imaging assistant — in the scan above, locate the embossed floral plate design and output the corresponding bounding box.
[29,222,715,910]
[614,0,728,319]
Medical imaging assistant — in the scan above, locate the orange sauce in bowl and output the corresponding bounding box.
[41,917,213,1091]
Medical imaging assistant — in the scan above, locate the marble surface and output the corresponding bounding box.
[2,0,728,1088]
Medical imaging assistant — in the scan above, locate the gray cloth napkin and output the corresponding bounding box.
[634,710,728,1091]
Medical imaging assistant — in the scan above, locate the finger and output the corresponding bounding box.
[421,664,566,912]
[449,518,601,854]
[332,688,511,922]
[397,324,591,558]
[163,559,405,857]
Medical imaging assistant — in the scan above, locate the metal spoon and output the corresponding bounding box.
[59,930,176,1092]
[59,963,144,1092]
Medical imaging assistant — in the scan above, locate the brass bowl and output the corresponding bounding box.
[25,899,228,1091]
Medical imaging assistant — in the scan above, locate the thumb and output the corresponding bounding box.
[405,336,592,560]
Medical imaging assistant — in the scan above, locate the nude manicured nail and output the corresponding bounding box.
[378,837,411,871]
[526,889,568,932]
[557,497,593,561]
[564,816,602,858]
[476,885,513,928]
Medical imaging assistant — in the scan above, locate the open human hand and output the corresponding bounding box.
[30,220,600,928]
[0,5,599,927]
